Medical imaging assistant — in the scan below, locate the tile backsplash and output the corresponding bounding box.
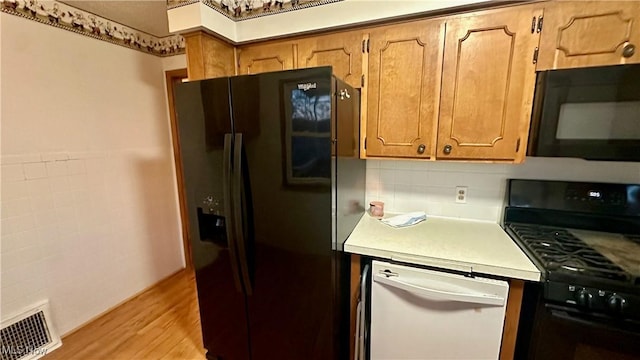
[365,157,640,222]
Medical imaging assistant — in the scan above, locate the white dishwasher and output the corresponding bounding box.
[370,260,509,360]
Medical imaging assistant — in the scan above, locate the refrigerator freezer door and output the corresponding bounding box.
[370,260,509,360]
[174,79,250,360]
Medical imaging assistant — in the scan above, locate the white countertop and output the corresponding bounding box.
[344,214,541,281]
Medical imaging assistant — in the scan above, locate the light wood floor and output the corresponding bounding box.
[44,269,206,360]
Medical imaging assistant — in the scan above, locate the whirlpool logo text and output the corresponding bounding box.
[297,83,317,91]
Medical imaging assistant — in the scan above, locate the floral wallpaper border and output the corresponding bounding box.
[1,0,185,57]
[167,0,343,22]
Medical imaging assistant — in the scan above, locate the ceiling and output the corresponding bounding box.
[60,0,171,37]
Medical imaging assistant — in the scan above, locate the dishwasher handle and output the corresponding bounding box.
[373,273,505,306]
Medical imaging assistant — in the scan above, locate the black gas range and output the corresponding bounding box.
[503,179,640,359]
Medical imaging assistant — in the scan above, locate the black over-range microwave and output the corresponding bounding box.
[528,64,640,162]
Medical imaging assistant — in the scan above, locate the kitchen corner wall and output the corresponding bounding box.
[366,158,640,222]
[1,14,186,334]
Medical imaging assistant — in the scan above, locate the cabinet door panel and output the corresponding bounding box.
[238,43,295,75]
[297,31,364,89]
[537,1,640,70]
[438,7,542,161]
[367,20,444,158]
[184,31,236,80]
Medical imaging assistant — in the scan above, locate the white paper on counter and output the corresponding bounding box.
[381,212,427,228]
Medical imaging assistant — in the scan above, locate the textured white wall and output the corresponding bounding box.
[1,14,185,335]
[366,158,640,222]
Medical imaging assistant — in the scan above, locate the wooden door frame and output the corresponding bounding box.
[165,68,192,269]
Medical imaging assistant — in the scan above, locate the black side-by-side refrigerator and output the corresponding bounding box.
[174,67,365,360]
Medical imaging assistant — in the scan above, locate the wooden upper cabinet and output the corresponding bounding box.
[237,42,296,75]
[184,31,236,80]
[366,20,445,158]
[437,7,542,162]
[297,31,365,89]
[537,1,640,70]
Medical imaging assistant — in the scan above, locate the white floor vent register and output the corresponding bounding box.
[0,301,61,360]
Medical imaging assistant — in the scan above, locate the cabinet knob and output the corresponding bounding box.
[623,44,636,58]
[443,145,452,155]
[417,144,426,154]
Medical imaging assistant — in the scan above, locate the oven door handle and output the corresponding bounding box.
[549,308,601,327]
[548,306,640,333]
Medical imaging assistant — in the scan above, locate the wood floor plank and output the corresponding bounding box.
[43,270,206,360]
[46,273,193,358]
[159,326,206,360]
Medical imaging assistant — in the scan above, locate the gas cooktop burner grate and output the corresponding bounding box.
[508,224,630,282]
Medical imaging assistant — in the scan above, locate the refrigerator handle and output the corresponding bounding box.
[223,133,243,292]
[233,133,253,295]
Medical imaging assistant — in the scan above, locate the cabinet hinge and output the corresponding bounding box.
[532,47,539,64]
[516,138,521,153]
[366,39,370,53]
[361,74,365,88]
[537,15,544,33]
[364,137,367,150]
[362,39,365,53]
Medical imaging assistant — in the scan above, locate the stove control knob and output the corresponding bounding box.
[576,289,593,308]
[607,295,627,314]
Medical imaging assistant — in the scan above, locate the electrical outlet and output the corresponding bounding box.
[456,186,468,203]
